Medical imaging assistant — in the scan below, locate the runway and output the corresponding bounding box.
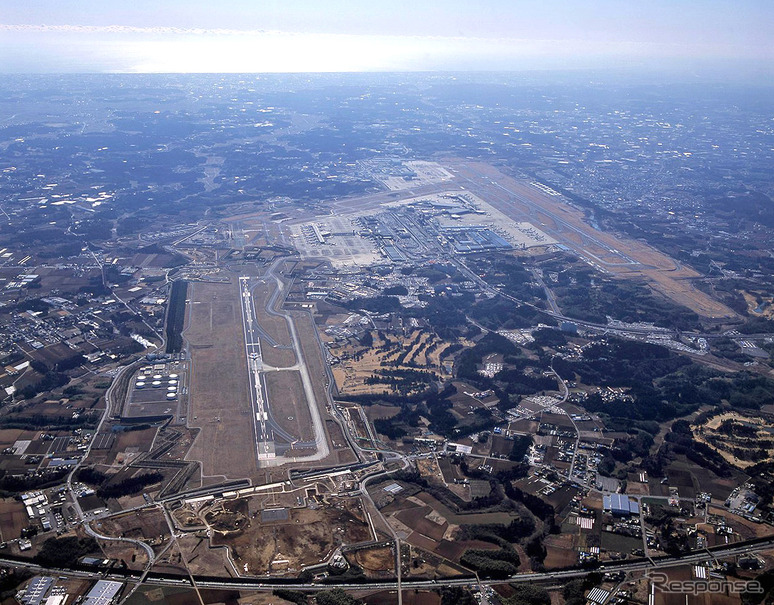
[238,265,331,467]
[239,276,275,461]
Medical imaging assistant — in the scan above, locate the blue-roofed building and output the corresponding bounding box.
[21,576,55,605]
[603,493,640,516]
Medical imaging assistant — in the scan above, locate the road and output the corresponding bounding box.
[263,260,330,463]
[66,360,139,521]
[63,360,157,602]
[358,456,414,605]
[155,503,206,605]
[547,355,583,481]
[8,533,774,592]
[82,519,156,605]
[154,534,774,588]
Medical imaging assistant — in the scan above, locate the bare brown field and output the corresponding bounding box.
[396,506,448,541]
[545,485,581,514]
[349,546,395,577]
[434,538,498,563]
[96,508,171,549]
[543,531,579,569]
[185,280,257,479]
[173,533,233,577]
[652,565,741,605]
[326,419,348,450]
[261,343,297,369]
[263,370,314,442]
[402,531,439,554]
[24,439,52,456]
[99,539,151,570]
[333,446,358,465]
[103,427,158,465]
[365,404,401,423]
[448,160,735,319]
[438,459,464,485]
[382,489,520,527]
[29,342,78,367]
[626,480,650,496]
[0,498,27,541]
[162,427,199,463]
[115,428,157,450]
[686,465,744,500]
[0,429,32,449]
[416,458,443,481]
[489,435,513,458]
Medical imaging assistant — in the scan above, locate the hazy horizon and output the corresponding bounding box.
[1,1,772,80]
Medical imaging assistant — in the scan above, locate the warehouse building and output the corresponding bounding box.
[603,493,640,516]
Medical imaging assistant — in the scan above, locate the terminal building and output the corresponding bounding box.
[440,226,513,254]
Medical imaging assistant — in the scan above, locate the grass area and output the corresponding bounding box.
[330,329,457,397]
[600,531,642,554]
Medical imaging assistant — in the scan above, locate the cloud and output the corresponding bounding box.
[0,23,270,36]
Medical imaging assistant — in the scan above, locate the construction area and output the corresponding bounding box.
[168,482,374,576]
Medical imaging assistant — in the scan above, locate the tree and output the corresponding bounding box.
[440,587,476,605]
[315,589,363,605]
[504,584,551,605]
[34,536,100,568]
[509,435,532,462]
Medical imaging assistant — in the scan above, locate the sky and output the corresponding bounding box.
[0,0,772,76]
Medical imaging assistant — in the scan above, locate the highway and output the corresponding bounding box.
[83,519,157,605]
[6,533,774,594]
